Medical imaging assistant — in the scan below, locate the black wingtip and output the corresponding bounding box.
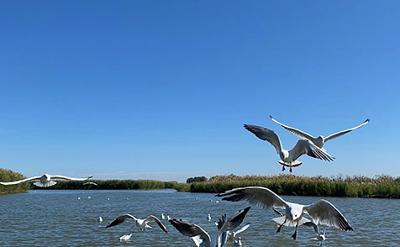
[269,115,273,119]
[365,118,370,123]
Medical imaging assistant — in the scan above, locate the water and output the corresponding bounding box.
[0,190,399,246]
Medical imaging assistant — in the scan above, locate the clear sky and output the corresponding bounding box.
[0,1,399,181]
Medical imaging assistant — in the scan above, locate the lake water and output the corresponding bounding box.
[0,190,399,246]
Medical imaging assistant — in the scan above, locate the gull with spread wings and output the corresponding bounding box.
[244,124,334,172]
[217,186,352,240]
[106,214,168,233]
[0,173,92,188]
[270,115,369,149]
[169,207,250,247]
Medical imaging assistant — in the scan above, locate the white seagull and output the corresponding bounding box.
[161,213,166,220]
[0,173,93,187]
[98,216,103,224]
[217,186,352,240]
[207,214,212,222]
[106,214,168,233]
[83,181,98,186]
[119,233,133,242]
[270,116,369,149]
[244,124,334,172]
[169,207,250,247]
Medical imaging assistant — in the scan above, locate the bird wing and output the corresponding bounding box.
[233,224,250,237]
[0,176,41,185]
[243,124,282,154]
[290,140,334,162]
[270,115,316,141]
[324,119,369,143]
[144,215,168,233]
[304,199,353,231]
[169,219,211,247]
[106,214,136,228]
[51,175,93,181]
[217,186,287,209]
[225,206,251,231]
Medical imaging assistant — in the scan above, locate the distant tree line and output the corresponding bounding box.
[186,176,208,184]
[0,168,29,195]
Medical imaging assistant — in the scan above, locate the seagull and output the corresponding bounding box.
[119,233,133,242]
[207,214,212,222]
[169,207,250,247]
[217,186,352,240]
[98,216,103,223]
[83,181,98,186]
[0,174,93,187]
[167,215,171,221]
[244,124,334,172]
[106,214,168,233]
[270,115,369,149]
[161,213,166,220]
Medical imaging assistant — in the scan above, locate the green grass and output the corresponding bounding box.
[0,168,30,195]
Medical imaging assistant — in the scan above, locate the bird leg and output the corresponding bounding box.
[289,167,293,173]
[291,222,298,240]
[282,166,285,171]
[276,218,287,233]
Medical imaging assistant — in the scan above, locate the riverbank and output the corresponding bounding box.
[0,169,30,195]
[30,174,400,198]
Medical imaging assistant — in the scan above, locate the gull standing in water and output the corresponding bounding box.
[106,214,168,233]
[217,187,352,240]
[207,214,212,222]
[169,207,250,247]
[244,124,334,172]
[270,116,369,149]
[0,173,92,187]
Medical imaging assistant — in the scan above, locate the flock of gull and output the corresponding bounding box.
[0,115,369,246]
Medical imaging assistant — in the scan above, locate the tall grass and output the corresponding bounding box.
[0,168,30,195]
[32,179,191,192]
[189,175,400,198]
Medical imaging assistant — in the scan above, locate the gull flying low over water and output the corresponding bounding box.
[270,115,369,149]
[106,214,168,233]
[83,181,98,186]
[217,187,352,240]
[169,207,250,247]
[244,124,334,172]
[0,173,93,187]
[119,233,133,242]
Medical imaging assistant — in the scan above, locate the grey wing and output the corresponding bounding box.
[244,124,282,154]
[169,219,211,246]
[225,206,251,231]
[145,215,168,233]
[290,140,334,162]
[0,176,41,185]
[51,175,93,181]
[270,115,316,141]
[217,186,287,209]
[324,119,369,143]
[106,214,136,228]
[304,199,353,231]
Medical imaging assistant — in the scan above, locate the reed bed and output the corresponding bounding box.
[33,179,191,192]
[189,175,400,198]
[0,168,30,195]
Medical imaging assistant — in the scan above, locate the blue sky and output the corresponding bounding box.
[0,1,399,181]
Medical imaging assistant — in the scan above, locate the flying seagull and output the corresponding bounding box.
[83,181,98,186]
[0,173,93,187]
[106,214,168,233]
[270,115,369,149]
[169,207,250,247]
[244,124,334,172]
[217,186,352,240]
[119,233,133,242]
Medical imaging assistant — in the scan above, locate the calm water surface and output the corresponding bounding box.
[0,190,399,246]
